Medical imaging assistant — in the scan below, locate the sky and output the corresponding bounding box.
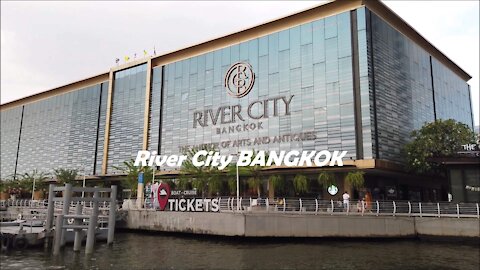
[1,1,479,126]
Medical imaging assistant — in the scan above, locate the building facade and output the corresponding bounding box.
[1,1,475,201]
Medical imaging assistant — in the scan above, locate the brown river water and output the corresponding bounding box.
[0,232,479,270]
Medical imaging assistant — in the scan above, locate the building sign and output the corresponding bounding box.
[224,62,255,98]
[192,95,294,129]
[458,144,480,157]
[327,185,338,196]
[157,183,219,212]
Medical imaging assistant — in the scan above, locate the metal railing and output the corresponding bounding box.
[4,198,479,218]
[217,198,480,218]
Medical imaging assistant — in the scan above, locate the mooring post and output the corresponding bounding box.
[85,188,99,254]
[73,203,83,252]
[53,214,64,255]
[107,185,117,245]
[60,184,72,247]
[45,184,55,249]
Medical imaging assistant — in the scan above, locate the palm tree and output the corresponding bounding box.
[226,150,267,198]
[180,146,222,197]
[53,168,78,186]
[293,174,308,195]
[113,160,153,198]
[318,171,336,190]
[345,171,365,190]
[268,175,285,197]
[20,170,50,198]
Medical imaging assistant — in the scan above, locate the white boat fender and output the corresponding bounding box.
[67,218,75,225]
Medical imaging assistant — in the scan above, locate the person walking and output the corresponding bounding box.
[342,191,350,212]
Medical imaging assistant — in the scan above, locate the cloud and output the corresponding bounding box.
[1,1,478,125]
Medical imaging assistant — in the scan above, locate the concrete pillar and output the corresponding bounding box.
[73,203,83,252]
[53,214,63,255]
[45,184,55,249]
[107,185,117,245]
[85,188,99,254]
[60,184,72,246]
[136,173,144,209]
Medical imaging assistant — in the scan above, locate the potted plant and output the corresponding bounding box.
[293,174,308,195]
[19,170,49,199]
[345,171,365,190]
[0,180,12,200]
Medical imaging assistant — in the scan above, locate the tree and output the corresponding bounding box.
[293,174,308,195]
[53,168,78,186]
[345,171,365,190]
[180,146,222,197]
[113,160,153,197]
[226,150,266,198]
[21,170,50,193]
[268,175,285,194]
[318,171,336,189]
[404,119,475,173]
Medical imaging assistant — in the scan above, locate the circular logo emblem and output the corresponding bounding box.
[224,62,255,98]
[327,185,338,196]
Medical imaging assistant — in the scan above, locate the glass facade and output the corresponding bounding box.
[147,67,163,154]
[0,106,23,179]
[432,58,473,127]
[4,83,107,178]
[0,6,474,180]
[160,11,357,165]
[107,64,147,173]
[368,10,457,162]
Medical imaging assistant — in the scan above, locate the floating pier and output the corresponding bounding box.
[0,184,117,254]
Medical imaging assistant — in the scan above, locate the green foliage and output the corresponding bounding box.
[180,146,222,197]
[227,178,237,195]
[268,175,285,193]
[345,171,365,189]
[208,177,223,195]
[0,179,13,193]
[247,177,262,197]
[317,172,336,189]
[113,160,153,197]
[176,177,191,190]
[20,170,50,192]
[293,174,308,194]
[53,168,78,186]
[226,150,267,197]
[404,119,475,173]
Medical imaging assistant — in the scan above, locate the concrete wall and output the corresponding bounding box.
[119,210,480,238]
[122,210,245,236]
[244,214,415,237]
[414,217,480,238]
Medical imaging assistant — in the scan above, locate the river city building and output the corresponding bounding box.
[0,0,476,202]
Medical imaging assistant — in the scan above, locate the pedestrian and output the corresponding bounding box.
[342,191,350,212]
[364,191,372,211]
[356,200,362,212]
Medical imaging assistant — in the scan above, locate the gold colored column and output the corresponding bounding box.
[102,71,114,175]
[142,59,152,151]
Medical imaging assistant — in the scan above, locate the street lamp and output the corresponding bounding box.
[82,162,86,199]
[236,159,240,211]
[231,152,241,212]
[31,178,36,201]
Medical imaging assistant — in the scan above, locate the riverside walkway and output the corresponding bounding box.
[119,198,480,238]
